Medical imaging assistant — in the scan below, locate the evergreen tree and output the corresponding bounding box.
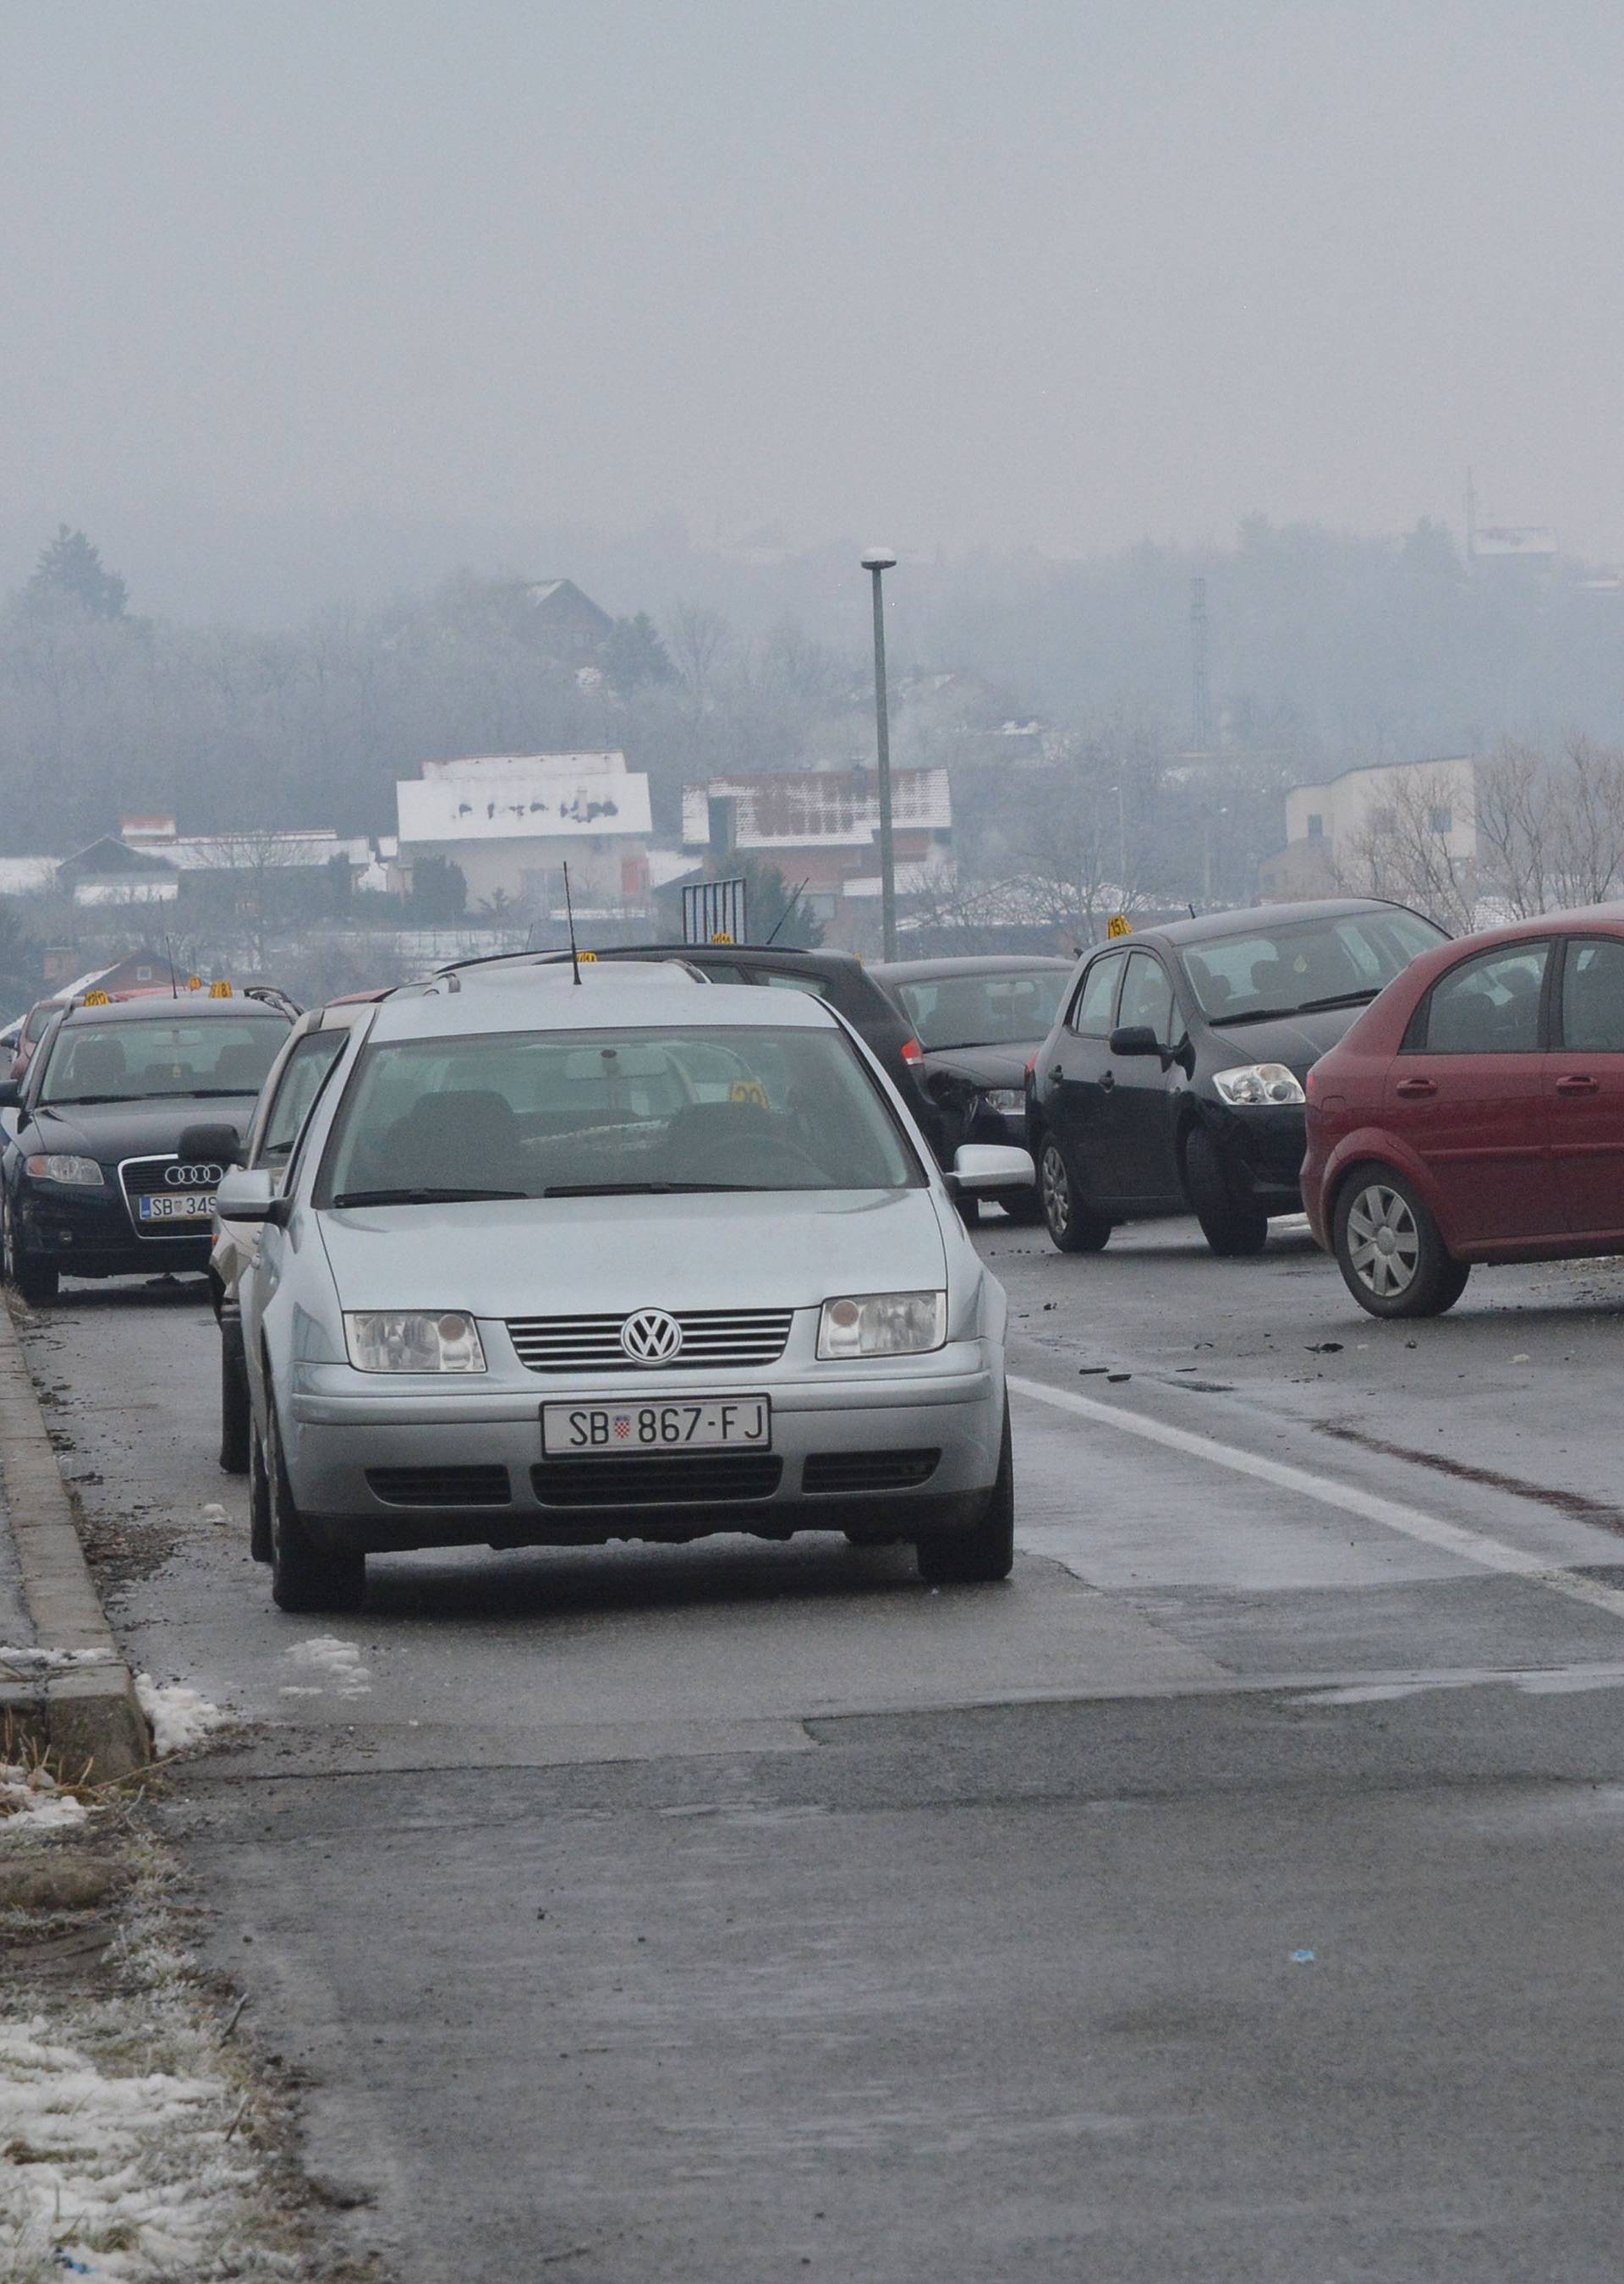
[604,612,677,696]
[24,525,129,620]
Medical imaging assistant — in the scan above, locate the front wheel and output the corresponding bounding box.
[2,1200,58,1306]
[1333,1167,1469,1319]
[1183,1126,1268,1257]
[266,1398,365,1613]
[1038,1137,1111,1255]
[916,1408,1014,1585]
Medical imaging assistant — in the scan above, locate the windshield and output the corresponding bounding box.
[317,1024,925,1204]
[40,1017,286,1105]
[1182,910,1446,1024]
[895,969,1069,1050]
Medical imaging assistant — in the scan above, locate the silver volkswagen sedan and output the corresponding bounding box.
[217,973,1033,1612]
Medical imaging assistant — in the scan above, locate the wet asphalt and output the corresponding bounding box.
[18,1212,1624,2281]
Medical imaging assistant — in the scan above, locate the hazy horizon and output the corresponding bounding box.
[6,0,1623,624]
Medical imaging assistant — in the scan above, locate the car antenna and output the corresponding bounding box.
[562,861,582,985]
[1188,903,1197,920]
[163,936,178,998]
[763,876,811,947]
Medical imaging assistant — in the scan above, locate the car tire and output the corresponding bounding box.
[249,1414,272,1565]
[916,1406,1014,1585]
[219,1316,250,1475]
[1183,1126,1269,1257]
[1038,1137,1111,1254]
[1333,1167,1470,1319]
[265,1397,365,1614]
[2,1200,58,1306]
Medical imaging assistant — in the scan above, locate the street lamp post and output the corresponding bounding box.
[862,546,898,958]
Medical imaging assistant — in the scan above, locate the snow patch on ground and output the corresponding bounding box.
[133,1676,233,1758]
[0,1644,118,1671]
[283,1635,372,1698]
[0,1762,90,1836]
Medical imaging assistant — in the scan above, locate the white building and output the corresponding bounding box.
[394,753,656,917]
[1259,757,1477,902]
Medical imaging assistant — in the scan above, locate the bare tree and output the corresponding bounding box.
[1332,761,1479,933]
[666,604,732,715]
[1468,736,1624,917]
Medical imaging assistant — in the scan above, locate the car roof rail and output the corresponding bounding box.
[242,984,304,1020]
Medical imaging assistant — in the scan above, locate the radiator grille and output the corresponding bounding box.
[802,1449,940,1494]
[530,1453,783,1507]
[118,1155,220,1238]
[508,1308,793,1373]
[365,1465,512,1508]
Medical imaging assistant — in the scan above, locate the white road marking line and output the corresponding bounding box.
[1007,1373,1624,1623]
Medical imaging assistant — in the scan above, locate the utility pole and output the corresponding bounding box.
[1190,574,1214,750]
[861,547,899,957]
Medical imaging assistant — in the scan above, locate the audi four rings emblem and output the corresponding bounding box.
[165,1162,222,1187]
[619,1309,683,1364]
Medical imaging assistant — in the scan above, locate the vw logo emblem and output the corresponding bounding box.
[166,1161,222,1187]
[620,1308,683,1365]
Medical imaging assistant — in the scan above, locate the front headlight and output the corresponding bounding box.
[1211,1062,1306,1107]
[343,1310,486,1373]
[978,1089,1025,1117]
[818,1290,946,1359]
[25,1154,103,1187]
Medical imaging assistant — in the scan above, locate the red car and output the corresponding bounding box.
[1303,907,1624,1316]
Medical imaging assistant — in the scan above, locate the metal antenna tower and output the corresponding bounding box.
[1190,575,1214,750]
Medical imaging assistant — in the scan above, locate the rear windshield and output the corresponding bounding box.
[895,968,1068,1049]
[317,1024,924,1205]
[1182,910,1446,1024]
[39,1017,286,1105]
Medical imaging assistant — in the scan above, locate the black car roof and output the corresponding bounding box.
[58,996,288,1026]
[457,942,866,976]
[1123,898,1428,952]
[872,955,1073,981]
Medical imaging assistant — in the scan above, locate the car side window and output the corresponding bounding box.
[1116,953,1177,1046]
[255,1030,348,1166]
[1414,942,1550,1054]
[1559,938,1624,1052]
[1068,953,1124,1036]
[748,969,836,1002]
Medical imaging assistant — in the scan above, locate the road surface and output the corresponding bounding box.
[19,1214,1624,2280]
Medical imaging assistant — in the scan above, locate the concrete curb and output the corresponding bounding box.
[0,1295,150,1778]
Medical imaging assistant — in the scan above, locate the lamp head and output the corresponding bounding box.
[860,547,897,572]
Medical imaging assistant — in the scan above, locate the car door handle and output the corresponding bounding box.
[1395,1077,1436,1098]
[1555,1073,1600,1095]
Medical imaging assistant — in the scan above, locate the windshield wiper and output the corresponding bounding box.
[1210,988,1381,1026]
[41,1094,128,1106]
[543,1180,771,1198]
[332,1186,526,1206]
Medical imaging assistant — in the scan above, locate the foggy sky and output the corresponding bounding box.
[5,0,1622,613]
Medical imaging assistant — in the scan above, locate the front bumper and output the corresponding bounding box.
[17,1181,211,1277]
[282,1346,1004,1554]
[1199,1101,1307,1207]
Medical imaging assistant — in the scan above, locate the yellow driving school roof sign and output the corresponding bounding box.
[208,980,233,997]
[1107,914,1133,939]
[82,989,111,1005]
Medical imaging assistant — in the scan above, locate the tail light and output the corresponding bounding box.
[1024,1053,1037,1082]
[902,1036,924,1067]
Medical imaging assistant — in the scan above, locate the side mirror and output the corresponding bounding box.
[1109,1024,1163,1058]
[214,1167,284,1226]
[0,1079,22,1111]
[949,1142,1036,1194]
[178,1122,243,1167]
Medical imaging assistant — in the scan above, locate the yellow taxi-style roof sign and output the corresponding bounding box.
[208,979,233,997]
[710,931,734,945]
[82,988,112,1005]
[188,975,203,991]
[577,949,597,963]
[1107,913,1133,939]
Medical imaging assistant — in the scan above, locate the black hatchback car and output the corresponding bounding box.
[871,956,1073,1215]
[442,941,935,1137]
[0,992,294,1303]
[1028,899,1446,1256]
